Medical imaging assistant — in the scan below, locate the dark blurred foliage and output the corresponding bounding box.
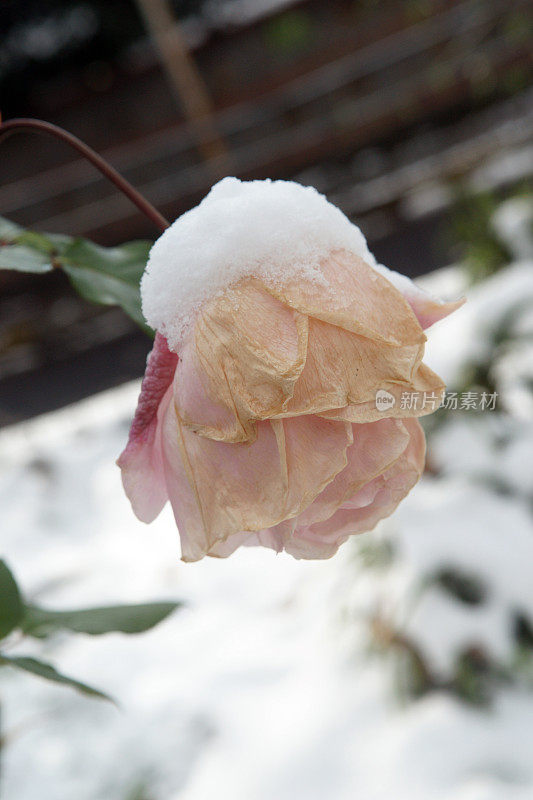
[0,0,208,115]
[448,182,533,284]
[449,188,513,283]
[1,1,136,115]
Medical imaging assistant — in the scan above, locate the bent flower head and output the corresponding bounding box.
[118,178,463,561]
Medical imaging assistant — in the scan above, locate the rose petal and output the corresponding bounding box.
[265,250,425,347]
[160,402,352,562]
[117,333,177,522]
[174,279,308,442]
[405,294,466,330]
[295,417,410,527]
[285,418,425,559]
[172,335,243,440]
[206,531,257,558]
[276,317,432,421]
[200,420,425,560]
[207,525,289,558]
[318,362,445,423]
[374,263,465,329]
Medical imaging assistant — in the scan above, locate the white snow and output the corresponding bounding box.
[141,177,452,349]
[2,378,533,799]
[386,480,533,674]
[141,177,379,349]
[492,198,533,261]
[2,201,533,799]
[423,261,533,387]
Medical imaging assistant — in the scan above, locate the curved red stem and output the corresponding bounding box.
[0,118,170,233]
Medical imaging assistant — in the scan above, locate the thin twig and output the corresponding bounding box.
[0,118,170,233]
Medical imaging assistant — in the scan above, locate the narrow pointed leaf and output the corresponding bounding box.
[22,601,181,638]
[0,653,112,701]
[0,560,24,639]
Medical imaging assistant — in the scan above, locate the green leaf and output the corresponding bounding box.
[0,215,153,332]
[60,239,152,331]
[61,238,151,284]
[16,230,61,255]
[0,216,24,241]
[22,601,181,638]
[0,244,53,273]
[0,653,112,701]
[0,560,24,639]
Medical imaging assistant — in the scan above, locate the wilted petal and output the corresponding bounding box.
[175,279,308,442]
[266,250,425,347]
[296,418,410,527]
[285,418,425,559]
[161,402,352,562]
[374,263,465,329]
[207,524,289,558]
[405,294,465,330]
[172,335,244,441]
[117,333,177,522]
[272,415,353,515]
[318,362,445,423]
[207,531,257,558]
[277,317,428,421]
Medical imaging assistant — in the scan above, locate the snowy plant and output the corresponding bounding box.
[0,557,181,702]
[120,177,462,561]
[449,185,533,285]
[358,235,533,706]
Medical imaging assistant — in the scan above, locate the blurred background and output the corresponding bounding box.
[2,2,533,799]
[1,0,533,424]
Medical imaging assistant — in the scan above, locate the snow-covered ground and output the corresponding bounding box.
[1,252,533,799]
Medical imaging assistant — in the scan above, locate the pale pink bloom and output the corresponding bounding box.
[118,251,462,561]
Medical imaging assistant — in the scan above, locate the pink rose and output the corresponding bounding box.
[118,245,461,561]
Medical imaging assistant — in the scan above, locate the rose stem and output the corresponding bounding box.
[0,117,170,233]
